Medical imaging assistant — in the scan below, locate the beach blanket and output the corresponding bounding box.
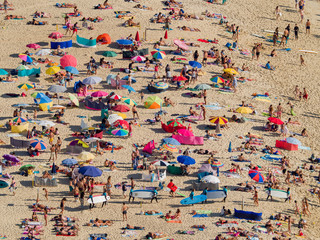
[166,219,182,223]
[121,230,137,237]
[144,212,163,216]
[223,172,241,178]
[193,214,208,218]
[89,233,107,240]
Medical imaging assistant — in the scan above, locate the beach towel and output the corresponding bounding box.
[223,172,241,178]
[89,233,107,240]
[166,219,182,223]
[193,214,208,217]
[144,212,163,216]
[121,230,137,237]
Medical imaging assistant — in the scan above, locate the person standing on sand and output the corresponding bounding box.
[303,88,308,101]
[306,19,311,34]
[3,0,9,14]
[300,55,306,66]
[132,105,139,120]
[253,187,259,206]
[275,6,282,20]
[276,103,283,119]
[49,144,56,162]
[202,50,208,67]
[43,188,48,201]
[203,89,207,105]
[288,215,292,232]
[122,202,128,221]
[59,197,66,214]
[43,207,48,226]
[294,24,299,39]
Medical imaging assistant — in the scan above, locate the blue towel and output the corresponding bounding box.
[193,214,208,218]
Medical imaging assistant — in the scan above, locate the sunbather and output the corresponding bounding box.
[27,19,48,25]
[134,4,152,10]
[178,26,201,32]
[5,15,25,19]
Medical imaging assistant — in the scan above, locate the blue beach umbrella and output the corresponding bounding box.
[116,39,133,45]
[64,66,79,74]
[189,61,202,69]
[162,138,181,146]
[62,158,78,167]
[79,166,102,177]
[177,155,196,165]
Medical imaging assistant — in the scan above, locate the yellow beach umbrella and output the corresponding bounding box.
[46,66,60,75]
[116,112,127,119]
[236,107,253,114]
[223,68,239,75]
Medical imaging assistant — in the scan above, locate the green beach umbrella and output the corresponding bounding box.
[103,51,117,57]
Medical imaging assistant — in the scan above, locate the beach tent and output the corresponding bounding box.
[199,164,215,173]
[142,140,156,154]
[144,96,162,109]
[76,35,97,48]
[38,96,53,111]
[96,33,111,45]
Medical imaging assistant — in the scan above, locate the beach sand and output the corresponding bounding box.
[0,0,320,239]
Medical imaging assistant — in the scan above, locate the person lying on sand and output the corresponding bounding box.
[146,232,167,239]
[54,225,79,232]
[31,203,56,212]
[33,11,51,18]
[178,26,201,32]
[52,215,78,222]
[27,19,48,25]
[56,229,78,236]
[134,4,152,10]
[56,3,77,8]
[125,224,144,229]
[87,218,113,227]
[125,17,140,27]
[5,15,25,19]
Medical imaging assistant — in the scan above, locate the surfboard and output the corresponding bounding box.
[252,34,265,39]
[269,189,288,199]
[263,29,284,35]
[87,195,110,204]
[299,50,318,54]
[207,190,226,199]
[131,190,154,199]
[180,195,207,205]
[176,192,186,197]
[0,180,8,188]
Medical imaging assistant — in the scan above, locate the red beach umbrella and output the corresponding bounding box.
[60,55,77,68]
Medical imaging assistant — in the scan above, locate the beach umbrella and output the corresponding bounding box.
[26,43,41,50]
[116,113,127,119]
[12,117,27,123]
[113,119,129,129]
[48,32,63,39]
[151,160,170,166]
[31,92,45,99]
[19,54,33,63]
[211,160,224,168]
[0,69,8,75]
[116,39,133,45]
[12,103,30,107]
[35,49,51,56]
[223,68,239,75]
[162,138,181,146]
[268,117,284,125]
[209,116,228,125]
[46,66,60,75]
[38,97,53,111]
[84,137,101,143]
[195,83,211,90]
[60,55,77,68]
[18,83,34,90]
[177,155,196,165]
[20,164,35,171]
[64,66,79,74]
[210,76,225,83]
[111,128,129,136]
[167,119,184,128]
[3,154,20,163]
[39,95,52,103]
[62,158,78,167]
[83,76,102,85]
[68,93,79,107]
[91,91,108,97]
[189,61,202,69]
[177,128,194,137]
[112,104,130,112]
[173,39,189,50]
[202,175,220,183]
[16,65,30,71]
[236,107,253,114]
[172,76,187,81]
[144,96,162,109]
[162,143,178,153]
[151,49,166,59]
[78,151,95,161]
[38,120,55,128]
[135,31,140,41]
[199,164,214,173]
[164,30,168,39]
[48,85,67,93]
[154,82,168,90]
[108,114,123,125]
[249,170,264,183]
[30,139,47,150]
[110,94,122,100]
[79,166,102,177]
[286,137,301,145]
[69,139,89,148]
[121,85,136,93]
[103,51,117,57]
[131,56,146,62]
[122,97,137,106]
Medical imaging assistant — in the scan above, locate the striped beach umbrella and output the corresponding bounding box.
[144,96,162,109]
[122,97,137,106]
[111,128,129,136]
[132,56,146,62]
[162,143,178,153]
[18,83,34,90]
[211,160,224,168]
[12,117,27,123]
[151,49,166,59]
[167,119,184,128]
[249,170,264,183]
[30,139,47,150]
[19,54,33,63]
[110,94,122,100]
[210,76,225,83]
[154,82,168,90]
[209,116,228,125]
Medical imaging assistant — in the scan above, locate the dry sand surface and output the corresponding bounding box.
[0,0,320,239]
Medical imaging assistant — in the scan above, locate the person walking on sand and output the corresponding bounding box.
[49,144,56,162]
[294,200,300,215]
[303,88,308,101]
[300,55,306,66]
[294,24,299,39]
[3,0,9,14]
[276,103,283,119]
[9,177,16,196]
[306,19,311,34]
[275,6,282,20]
[132,105,139,120]
[43,188,48,201]
[203,89,207,105]
[253,187,259,206]
[43,207,48,226]
[202,50,208,67]
[59,197,66,214]
[122,202,128,221]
